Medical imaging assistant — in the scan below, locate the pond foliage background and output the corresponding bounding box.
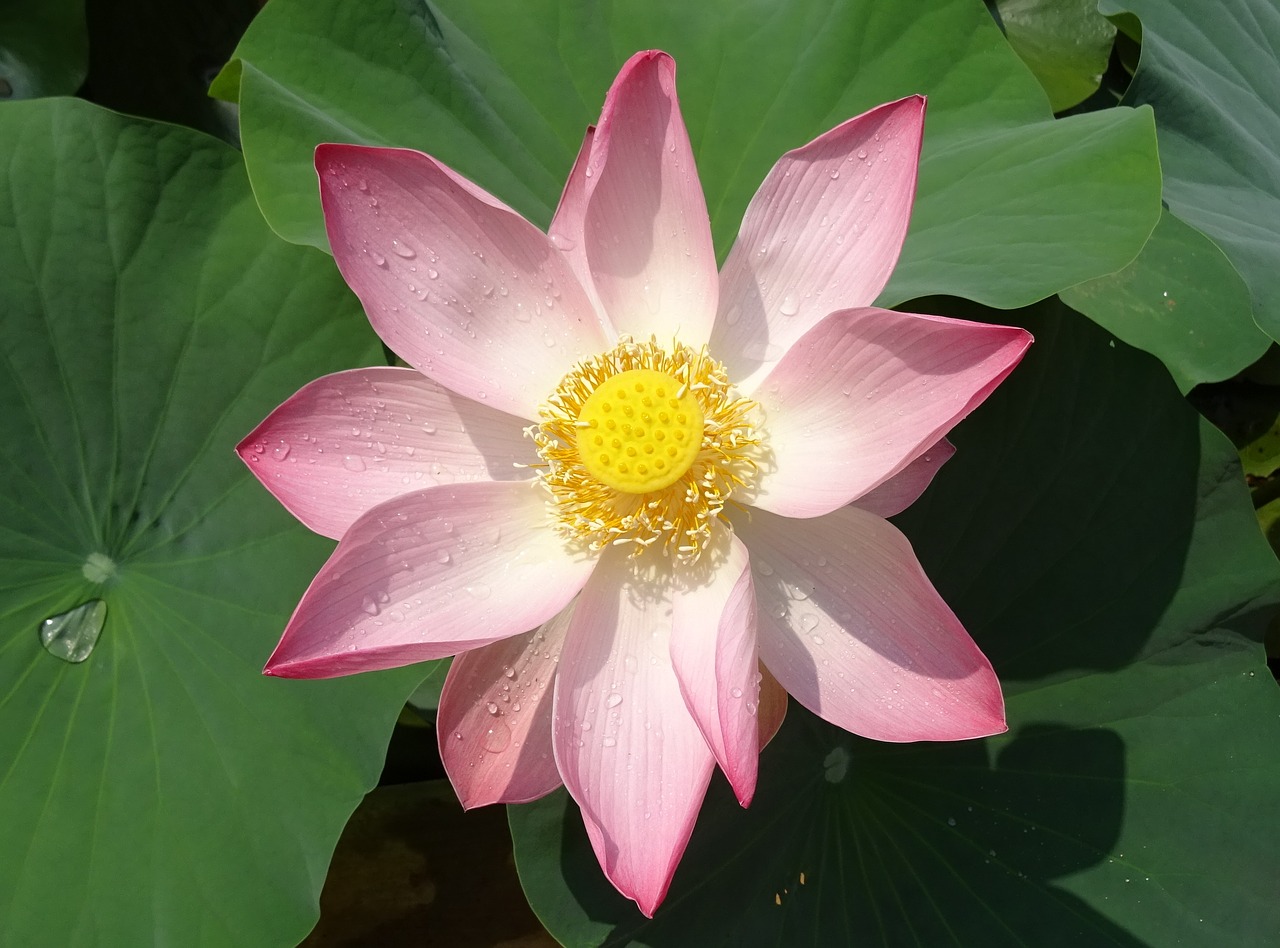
[2,0,1278,944]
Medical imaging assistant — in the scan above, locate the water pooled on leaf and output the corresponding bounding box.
[38,599,107,663]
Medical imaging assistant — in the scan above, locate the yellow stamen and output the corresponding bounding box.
[531,336,760,564]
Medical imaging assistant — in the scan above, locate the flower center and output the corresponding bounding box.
[575,368,704,494]
[531,337,760,564]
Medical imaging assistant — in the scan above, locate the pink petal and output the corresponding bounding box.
[670,533,759,807]
[263,482,596,678]
[237,367,536,540]
[712,96,926,386]
[746,308,1031,518]
[852,438,955,519]
[583,50,718,346]
[438,605,572,808]
[316,144,610,420]
[552,547,715,917]
[736,506,1005,742]
[756,663,788,751]
[548,127,607,319]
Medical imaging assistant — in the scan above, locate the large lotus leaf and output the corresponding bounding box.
[1061,209,1269,391]
[0,98,425,946]
[509,297,1280,946]
[993,0,1117,111]
[0,0,87,98]
[1100,0,1280,341]
[220,0,1160,309]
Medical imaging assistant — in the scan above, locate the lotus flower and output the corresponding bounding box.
[239,50,1031,915]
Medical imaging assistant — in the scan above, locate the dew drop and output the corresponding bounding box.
[602,736,617,748]
[391,240,416,259]
[436,550,451,564]
[342,455,366,472]
[427,268,439,279]
[730,687,743,699]
[487,702,499,715]
[829,169,840,180]
[467,583,491,600]
[779,295,800,317]
[369,250,387,267]
[482,718,512,753]
[857,148,868,160]
[38,599,107,663]
[360,595,379,616]
[271,441,291,461]
[549,232,576,251]
[605,693,623,709]
[504,666,516,679]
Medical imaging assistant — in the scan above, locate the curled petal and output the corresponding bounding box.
[237,367,535,539]
[713,96,925,385]
[438,605,572,808]
[737,506,1006,742]
[747,308,1031,518]
[670,533,760,807]
[852,439,955,519]
[264,482,596,678]
[316,143,610,420]
[756,663,788,751]
[553,547,714,917]
[584,50,718,345]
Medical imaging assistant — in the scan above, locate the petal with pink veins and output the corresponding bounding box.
[553,546,715,917]
[583,50,718,346]
[438,604,573,808]
[670,533,759,807]
[316,144,610,420]
[713,96,926,385]
[237,367,535,540]
[736,505,1006,742]
[264,481,596,678]
[548,127,607,321]
[852,438,955,519]
[746,308,1031,518]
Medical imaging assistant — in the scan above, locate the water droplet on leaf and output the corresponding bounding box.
[38,599,107,663]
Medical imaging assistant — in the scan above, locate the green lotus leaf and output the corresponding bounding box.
[0,98,423,946]
[1061,209,1269,391]
[1101,0,1280,341]
[222,0,1160,309]
[994,0,1117,111]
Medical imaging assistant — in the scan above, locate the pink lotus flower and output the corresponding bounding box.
[239,50,1031,915]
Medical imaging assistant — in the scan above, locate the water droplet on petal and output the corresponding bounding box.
[342,455,366,472]
[549,232,576,251]
[271,441,291,461]
[487,702,499,715]
[427,268,439,279]
[391,240,416,259]
[779,295,799,317]
[39,599,107,663]
[829,169,840,180]
[730,687,743,699]
[369,250,387,267]
[467,583,491,600]
[602,736,617,748]
[605,693,623,709]
[361,595,379,616]
[482,718,512,753]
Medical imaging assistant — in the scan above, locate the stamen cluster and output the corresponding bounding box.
[530,337,760,563]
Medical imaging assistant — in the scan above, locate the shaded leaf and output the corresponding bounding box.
[510,298,1280,946]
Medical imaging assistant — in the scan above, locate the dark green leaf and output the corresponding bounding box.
[0,98,421,946]
[0,0,88,98]
[1061,209,1269,390]
[995,0,1117,111]
[1100,0,1280,341]
[510,298,1280,946]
